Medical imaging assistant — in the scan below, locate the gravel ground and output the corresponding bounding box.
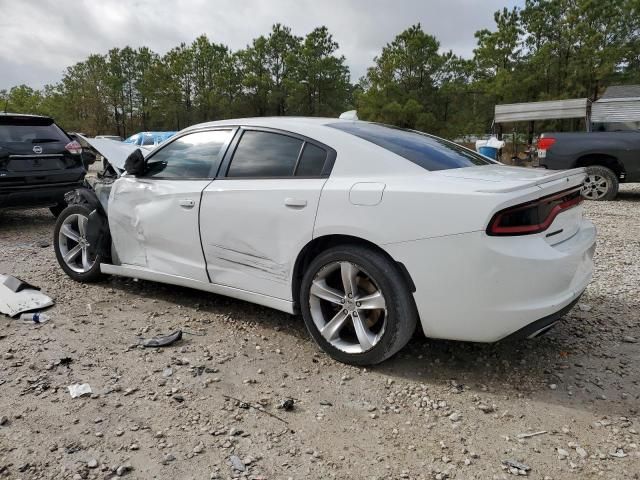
[0,185,639,480]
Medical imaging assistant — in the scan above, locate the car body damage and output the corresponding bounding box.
[52,117,596,365]
[61,135,139,261]
[78,134,147,172]
[205,242,290,284]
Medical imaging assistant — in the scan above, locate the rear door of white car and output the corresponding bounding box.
[108,129,235,282]
[199,127,335,300]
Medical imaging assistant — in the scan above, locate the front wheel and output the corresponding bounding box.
[300,245,417,365]
[49,203,67,217]
[582,166,619,201]
[53,205,104,282]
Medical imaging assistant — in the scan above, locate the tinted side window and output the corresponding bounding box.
[227,130,303,178]
[295,143,327,176]
[328,122,494,171]
[144,130,232,179]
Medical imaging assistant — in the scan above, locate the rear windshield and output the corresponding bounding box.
[0,117,68,144]
[328,122,495,171]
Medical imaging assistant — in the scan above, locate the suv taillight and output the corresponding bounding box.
[65,140,82,155]
[537,137,556,150]
[487,187,583,236]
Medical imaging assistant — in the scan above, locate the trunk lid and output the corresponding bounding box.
[434,164,586,193]
[434,165,587,245]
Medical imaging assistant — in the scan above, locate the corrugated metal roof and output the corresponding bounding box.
[592,99,640,123]
[600,84,640,99]
[495,98,589,123]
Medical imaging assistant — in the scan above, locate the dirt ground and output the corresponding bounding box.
[0,186,639,480]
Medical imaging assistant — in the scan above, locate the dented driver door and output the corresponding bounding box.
[108,129,235,282]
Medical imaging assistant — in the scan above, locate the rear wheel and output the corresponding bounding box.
[300,245,417,365]
[53,205,104,282]
[582,166,618,200]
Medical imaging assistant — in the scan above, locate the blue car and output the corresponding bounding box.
[123,131,177,149]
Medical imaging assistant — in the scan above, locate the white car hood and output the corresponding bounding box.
[433,165,586,193]
[79,135,150,171]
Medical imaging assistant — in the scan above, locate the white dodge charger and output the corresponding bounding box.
[54,118,596,365]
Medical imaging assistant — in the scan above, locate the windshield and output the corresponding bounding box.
[124,134,140,144]
[328,122,495,171]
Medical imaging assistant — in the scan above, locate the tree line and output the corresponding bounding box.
[2,0,639,139]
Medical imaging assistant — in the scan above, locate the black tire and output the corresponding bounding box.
[582,166,619,201]
[49,203,67,217]
[300,245,417,365]
[53,204,105,282]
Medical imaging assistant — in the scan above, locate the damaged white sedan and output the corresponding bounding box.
[53,118,596,365]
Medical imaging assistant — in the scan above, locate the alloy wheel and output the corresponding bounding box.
[309,261,387,354]
[58,213,96,273]
[582,174,609,200]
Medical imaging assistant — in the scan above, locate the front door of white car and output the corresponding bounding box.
[199,128,335,300]
[108,129,235,282]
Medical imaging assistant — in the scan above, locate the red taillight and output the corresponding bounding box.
[537,137,556,150]
[65,140,82,155]
[487,187,583,236]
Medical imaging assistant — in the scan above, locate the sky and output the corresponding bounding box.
[0,0,521,90]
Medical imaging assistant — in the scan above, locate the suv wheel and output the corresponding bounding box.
[300,245,417,365]
[53,205,104,282]
[582,166,619,201]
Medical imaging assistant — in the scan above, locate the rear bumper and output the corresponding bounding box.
[0,181,84,209]
[384,218,596,342]
[502,295,582,340]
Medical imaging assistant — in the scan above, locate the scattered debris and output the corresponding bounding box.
[59,357,73,367]
[67,383,92,398]
[278,398,295,411]
[18,312,50,324]
[516,431,548,439]
[140,329,182,347]
[502,459,531,475]
[0,274,54,317]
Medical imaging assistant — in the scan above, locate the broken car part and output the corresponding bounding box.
[0,274,54,317]
[140,329,183,348]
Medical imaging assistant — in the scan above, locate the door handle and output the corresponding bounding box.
[179,198,196,209]
[284,197,307,208]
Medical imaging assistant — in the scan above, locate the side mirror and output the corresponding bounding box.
[124,149,145,176]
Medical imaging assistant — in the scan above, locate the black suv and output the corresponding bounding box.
[0,113,86,216]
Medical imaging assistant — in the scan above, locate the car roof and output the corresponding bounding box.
[183,117,343,133]
[0,112,53,120]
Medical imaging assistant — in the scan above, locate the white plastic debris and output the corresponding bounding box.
[0,274,54,317]
[68,383,92,398]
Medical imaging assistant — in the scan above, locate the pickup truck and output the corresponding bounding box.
[537,131,640,200]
